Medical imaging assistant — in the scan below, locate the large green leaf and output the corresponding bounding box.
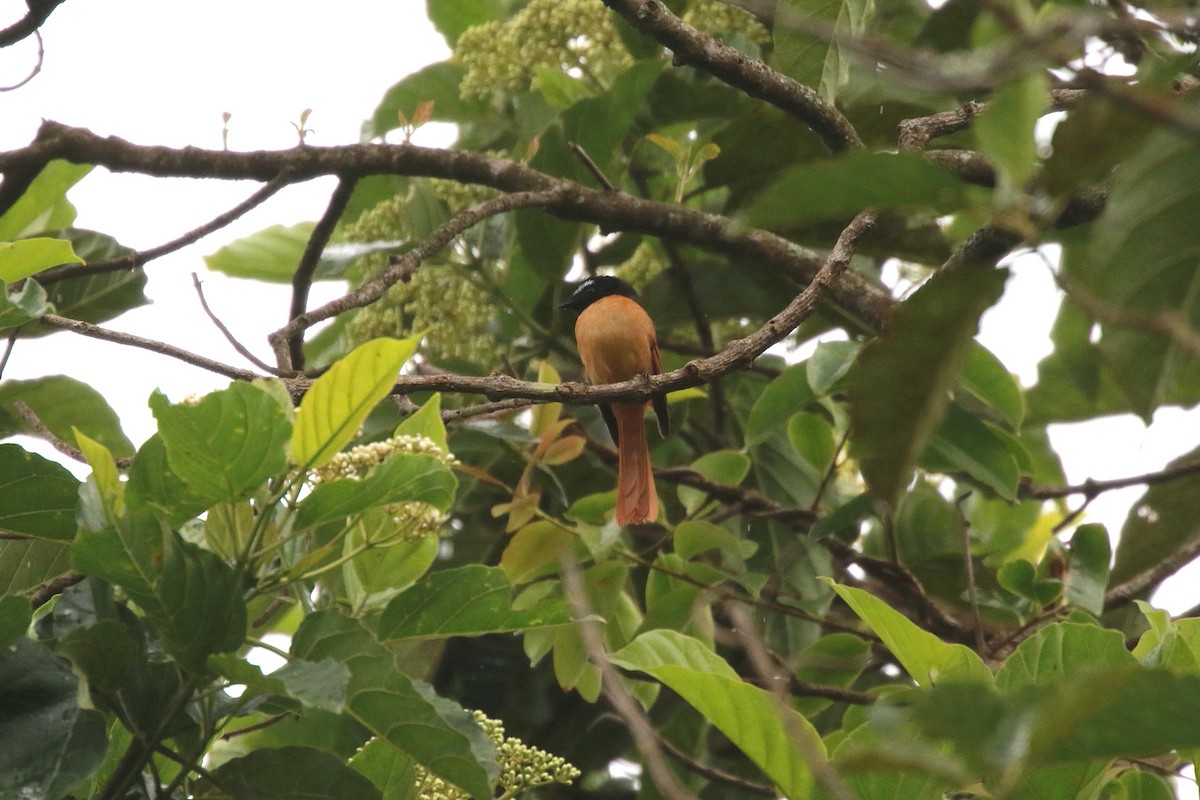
[828,581,993,687]
[208,655,349,714]
[610,629,823,799]
[1110,444,1200,586]
[847,267,1009,509]
[366,61,492,139]
[0,160,91,240]
[995,622,1134,693]
[292,610,498,798]
[71,512,165,618]
[0,238,82,282]
[0,595,32,649]
[158,533,247,670]
[24,229,148,336]
[204,222,350,283]
[0,375,134,457]
[742,152,966,230]
[295,453,456,529]
[376,565,571,642]
[974,72,1047,195]
[0,444,79,541]
[292,336,420,468]
[0,537,70,596]
[350,737,420,800]
[1083,128,1200,418]
[198,746,381,800]
[745,362,816,446]
[0,638,107,800]
[922,401,1023,500]
[772,0,874,103]
[150,381,291,503]
[426,0,505,45]
[125,433,210,525]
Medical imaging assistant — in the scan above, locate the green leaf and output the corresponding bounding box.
[0,538,70,596]
[960,343,1024,429]
[0,638,108,800]
[0,237,83,282]
[205,222,341,283]
[0,160,91,240]
[1084,128,1200,418]
[787,411,836,472]
[772,0,874,103]
[1064,524,1110,615]
[350,737,419,800]
[0,595,31,649]
[0,444,79,541]
[806,340,860,396]
[848,267,1009,509]
[24,229,148,335]
[995,622,1134,693]
[75,427,125,521]
[500,520,577,584]
[199,746,381,800]
[71,513,165,619]
[395,393,449,453]
[150,381,291,503]
[610,629,823,799]
[1044,94,1156,196]
[292,336,420,468]
[426,0,505,45]
[126,433,210,525]
[0,278,51,331]
[208,655,349,713]
[366,61,492,139]
[923,402,1022,500]
[376,565,571,642]
[1110,444,1200,586]
[827,581,993,687]
[158,532,248,669]
[0,375,134,457]
[746,363,815,445]
[677,450,751,514]
[793,633,870,716]
[293,611,498,798]
[975,72,1048,195]
[295,454,456,529]
[343,518,440,606]
[742,152,967,230]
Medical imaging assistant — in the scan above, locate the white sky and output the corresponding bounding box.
[3,1,1200,619]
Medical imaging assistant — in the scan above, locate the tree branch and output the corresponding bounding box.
[36,313,259,381]
[287,176,357,369]
[0,0,67,48]
[1025,458,1200,501]
[4,122,896,329]
[602,0,862,153]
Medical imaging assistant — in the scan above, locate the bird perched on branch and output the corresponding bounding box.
[559,276,669,525]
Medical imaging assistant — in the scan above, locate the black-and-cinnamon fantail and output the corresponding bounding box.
[559,276,669,525]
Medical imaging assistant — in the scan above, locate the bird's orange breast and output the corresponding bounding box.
[574,295,657,386]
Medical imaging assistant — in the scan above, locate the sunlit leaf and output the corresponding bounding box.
[292,336,420,468]
[0,238,82,282]
[0,160,91,240]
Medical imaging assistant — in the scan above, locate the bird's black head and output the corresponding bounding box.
[558,275,638,313]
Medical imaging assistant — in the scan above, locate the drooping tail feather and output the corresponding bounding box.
[613,403,657,525]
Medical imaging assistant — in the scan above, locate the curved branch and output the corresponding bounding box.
[602,0,862,153]
[0,0,67,48]
[4,122,897,330]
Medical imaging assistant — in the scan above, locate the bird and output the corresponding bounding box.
[559,275,669,525]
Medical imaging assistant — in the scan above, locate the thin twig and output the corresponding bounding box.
[13,400,85,463]
[1025,459,1200,501]
[956,494,986,654]
[37,313,258,381]
[38,174,293,285]
[0,327,19,379]
[560,554,695,800]
[287,176,357,370]
[191,273,279,374]
[568,141,617,191]
[0,29,43,91]
[30,572,85,609]
[1104,536,1200,610]
[657,735,777,797]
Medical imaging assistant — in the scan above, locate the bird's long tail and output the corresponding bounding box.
[614,403,657,525]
